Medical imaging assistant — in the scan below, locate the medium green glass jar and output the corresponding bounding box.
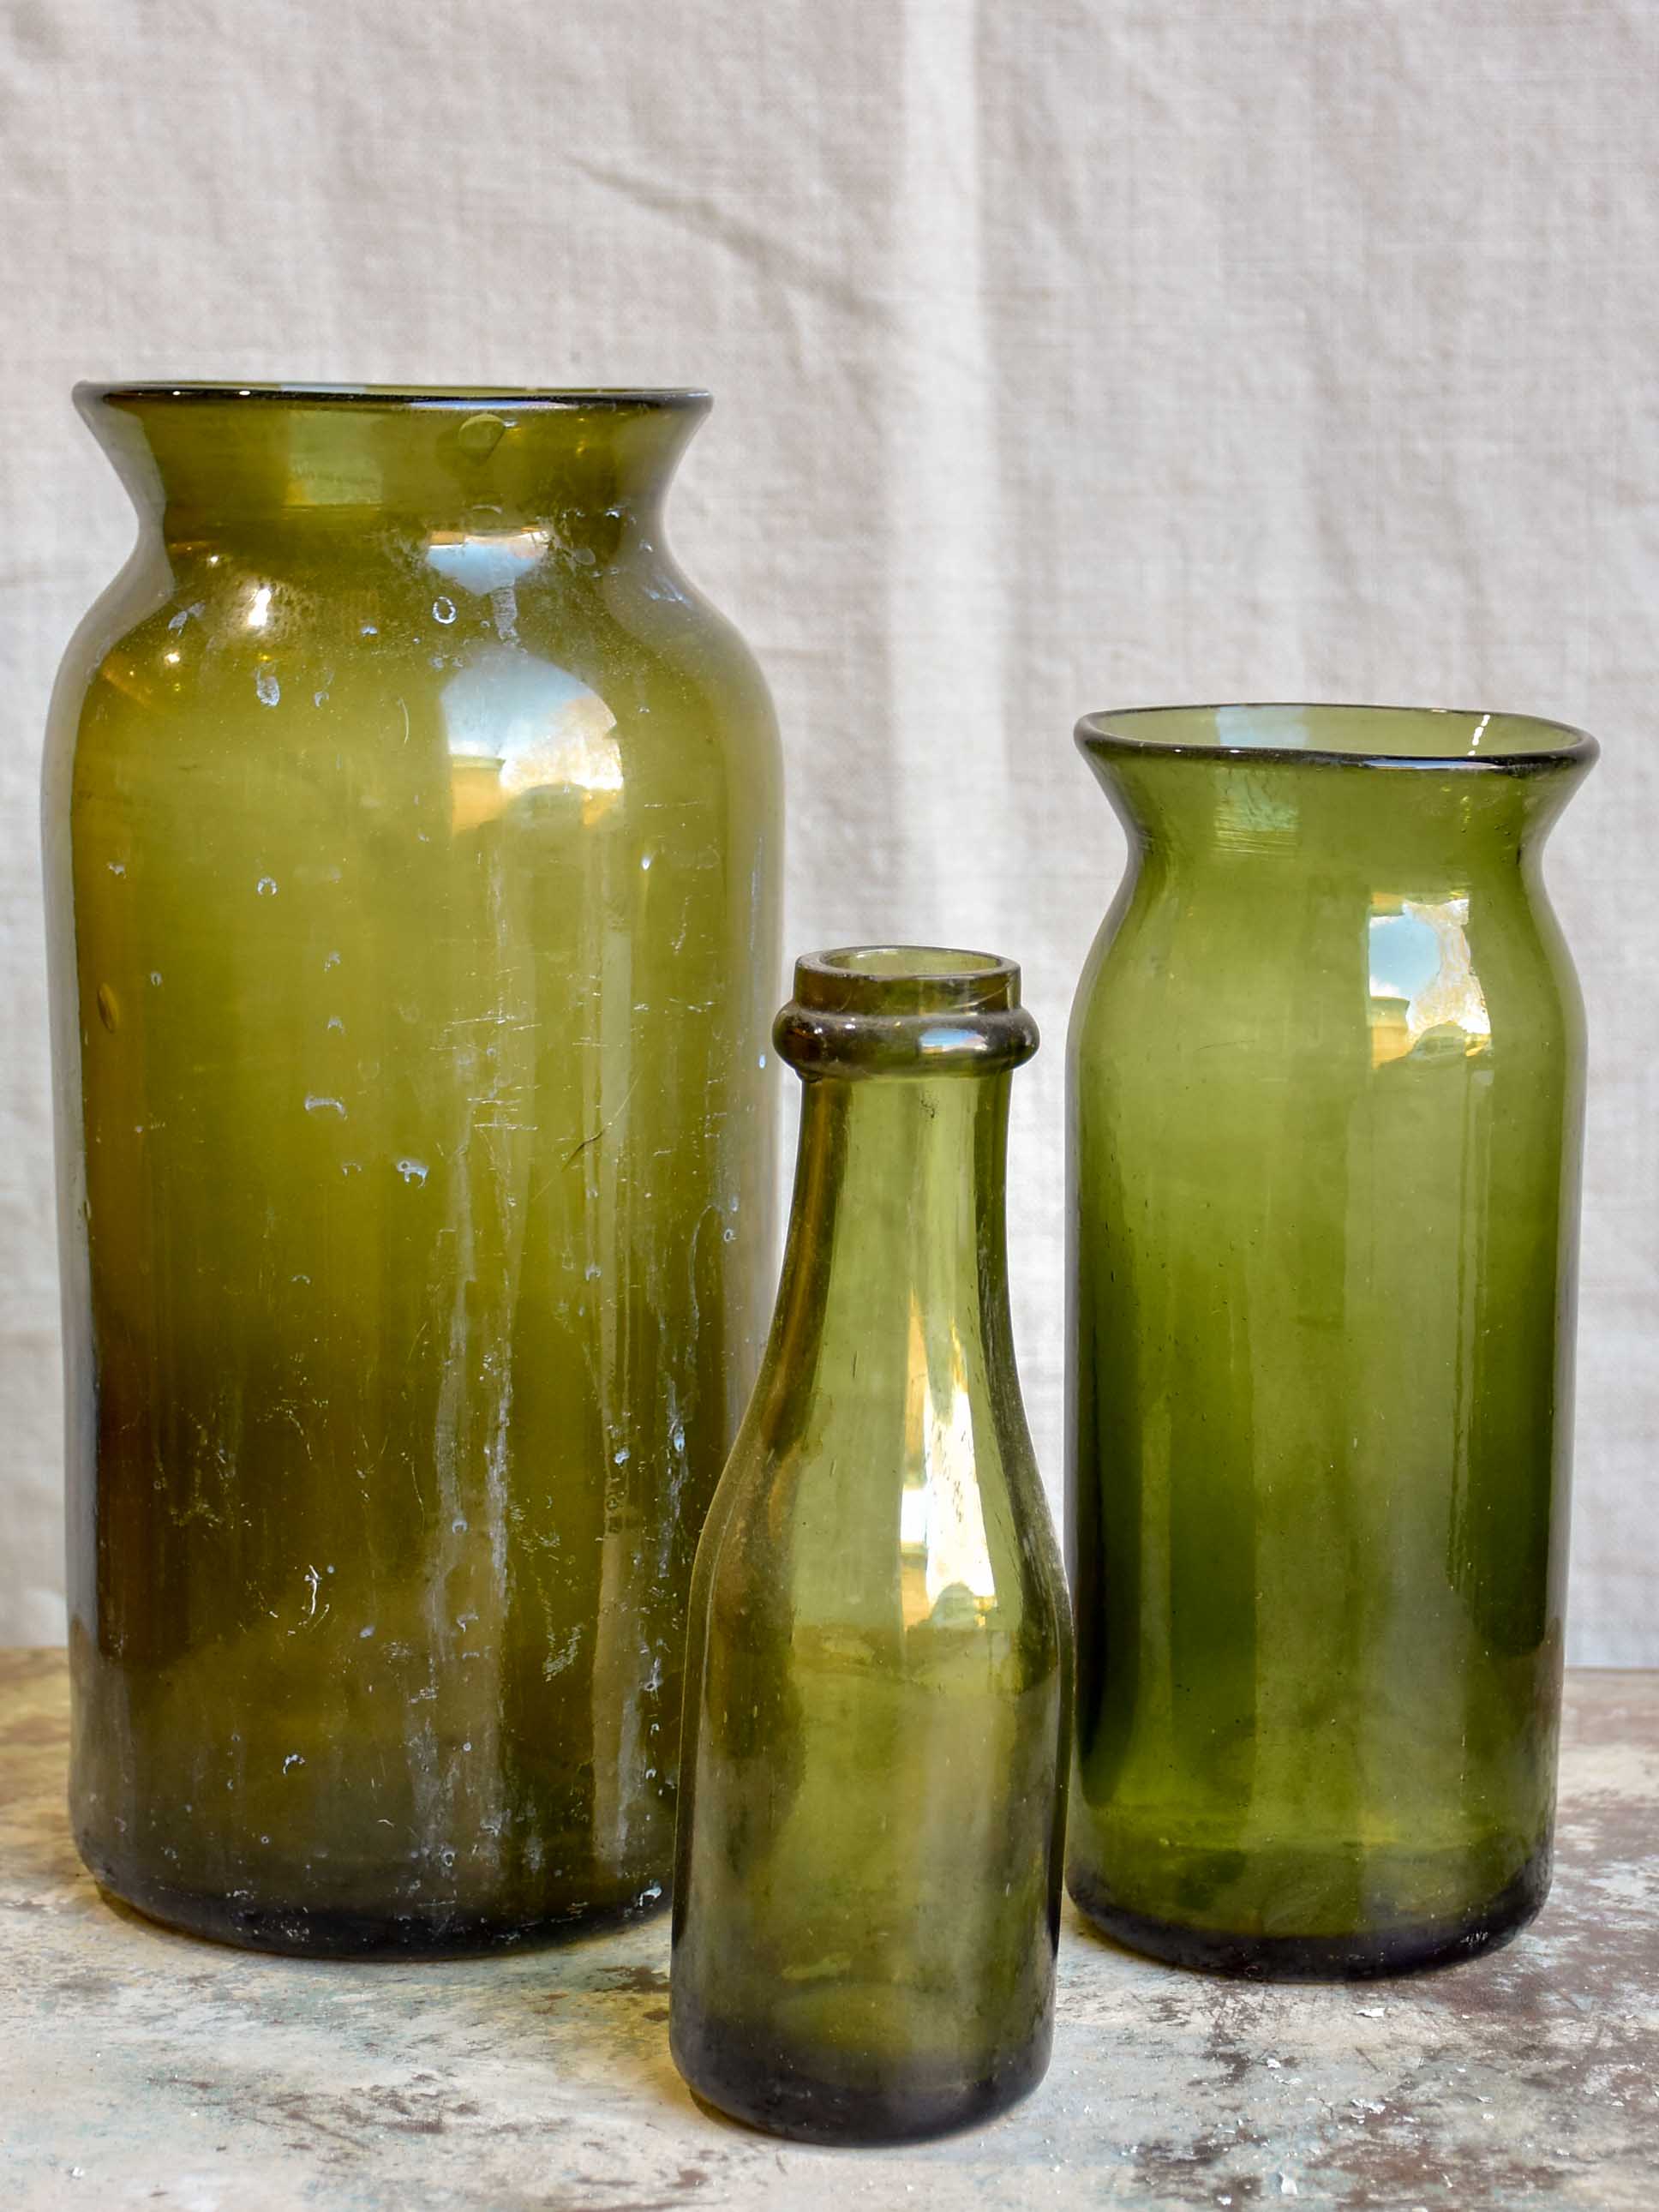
[45,385,781,1955]
[1067,704,1595,1977]
[671,949,1071,2143]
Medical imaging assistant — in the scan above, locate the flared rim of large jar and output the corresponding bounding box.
[1077,703,1597,773]
[76,382,710,412]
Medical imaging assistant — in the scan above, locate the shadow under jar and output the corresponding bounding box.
[670,949,1071,2143]
[45,385,782,1956]
[1066,704,1596,1978]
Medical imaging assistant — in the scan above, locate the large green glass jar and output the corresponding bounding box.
[1067,704,1595,1978]
[671,949,1071,2143]
[44,385,782,1955]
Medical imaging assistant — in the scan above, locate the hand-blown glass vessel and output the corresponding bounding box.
[44,384,781,1955]
[1067,704,1596,1978]
[671,948,1071,2143]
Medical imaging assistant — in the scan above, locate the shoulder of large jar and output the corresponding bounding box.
[57,555,776,716]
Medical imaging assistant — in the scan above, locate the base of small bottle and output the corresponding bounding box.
[670,2011,1052,2146]
[1066,1854,1548,1981]
[87,1857,670,1960]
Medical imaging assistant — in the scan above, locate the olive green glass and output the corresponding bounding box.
[45,385,781,1955]
[670,949,1071,2143]
[1067,704,1595,1977]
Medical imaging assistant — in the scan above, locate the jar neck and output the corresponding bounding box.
[77,386,708,549]
[1085,748,1594,884]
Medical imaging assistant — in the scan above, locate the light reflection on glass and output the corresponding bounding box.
[440,644,620,835]
[1369,896,1491,1067]
[1215,770,1299,847]
[1214,705,1315,750]
[898,1303,997,1629]
[426,528,550,597]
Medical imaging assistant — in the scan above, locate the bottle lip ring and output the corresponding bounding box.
[1077,702,1598,774]
[779,948,1037,1079]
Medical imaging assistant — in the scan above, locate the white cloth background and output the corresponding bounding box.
[0,0,1653,1658]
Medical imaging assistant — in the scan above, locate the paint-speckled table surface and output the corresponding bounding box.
[2,1654,1656,2212]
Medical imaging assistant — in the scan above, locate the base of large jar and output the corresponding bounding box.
[1066,1854,1548,1981]
[87,1859,670,1960]
[670,2010,1051,2145]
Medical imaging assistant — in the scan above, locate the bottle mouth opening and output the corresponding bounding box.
[1077,703,1597,771]
[795,945,1021,1017]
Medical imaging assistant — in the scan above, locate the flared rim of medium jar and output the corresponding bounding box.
[777,947,1039,1079]
[76,382,710,412]
[1076,703,1598,775]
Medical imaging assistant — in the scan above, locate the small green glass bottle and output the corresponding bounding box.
[1067,704,1596,1977]
[670,948,1071,2143]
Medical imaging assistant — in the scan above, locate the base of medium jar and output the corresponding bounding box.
[86,1856,670,1960]
[670,2010,1052,2145]
[1066,1854,1549,1981]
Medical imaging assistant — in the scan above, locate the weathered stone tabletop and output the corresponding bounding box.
[1,1652,1655,2210]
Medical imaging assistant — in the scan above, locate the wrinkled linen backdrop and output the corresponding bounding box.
[0,0,1653,1658]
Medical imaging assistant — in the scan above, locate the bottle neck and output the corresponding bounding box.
[765,1072,1017,1421]
[79,386,707,552]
